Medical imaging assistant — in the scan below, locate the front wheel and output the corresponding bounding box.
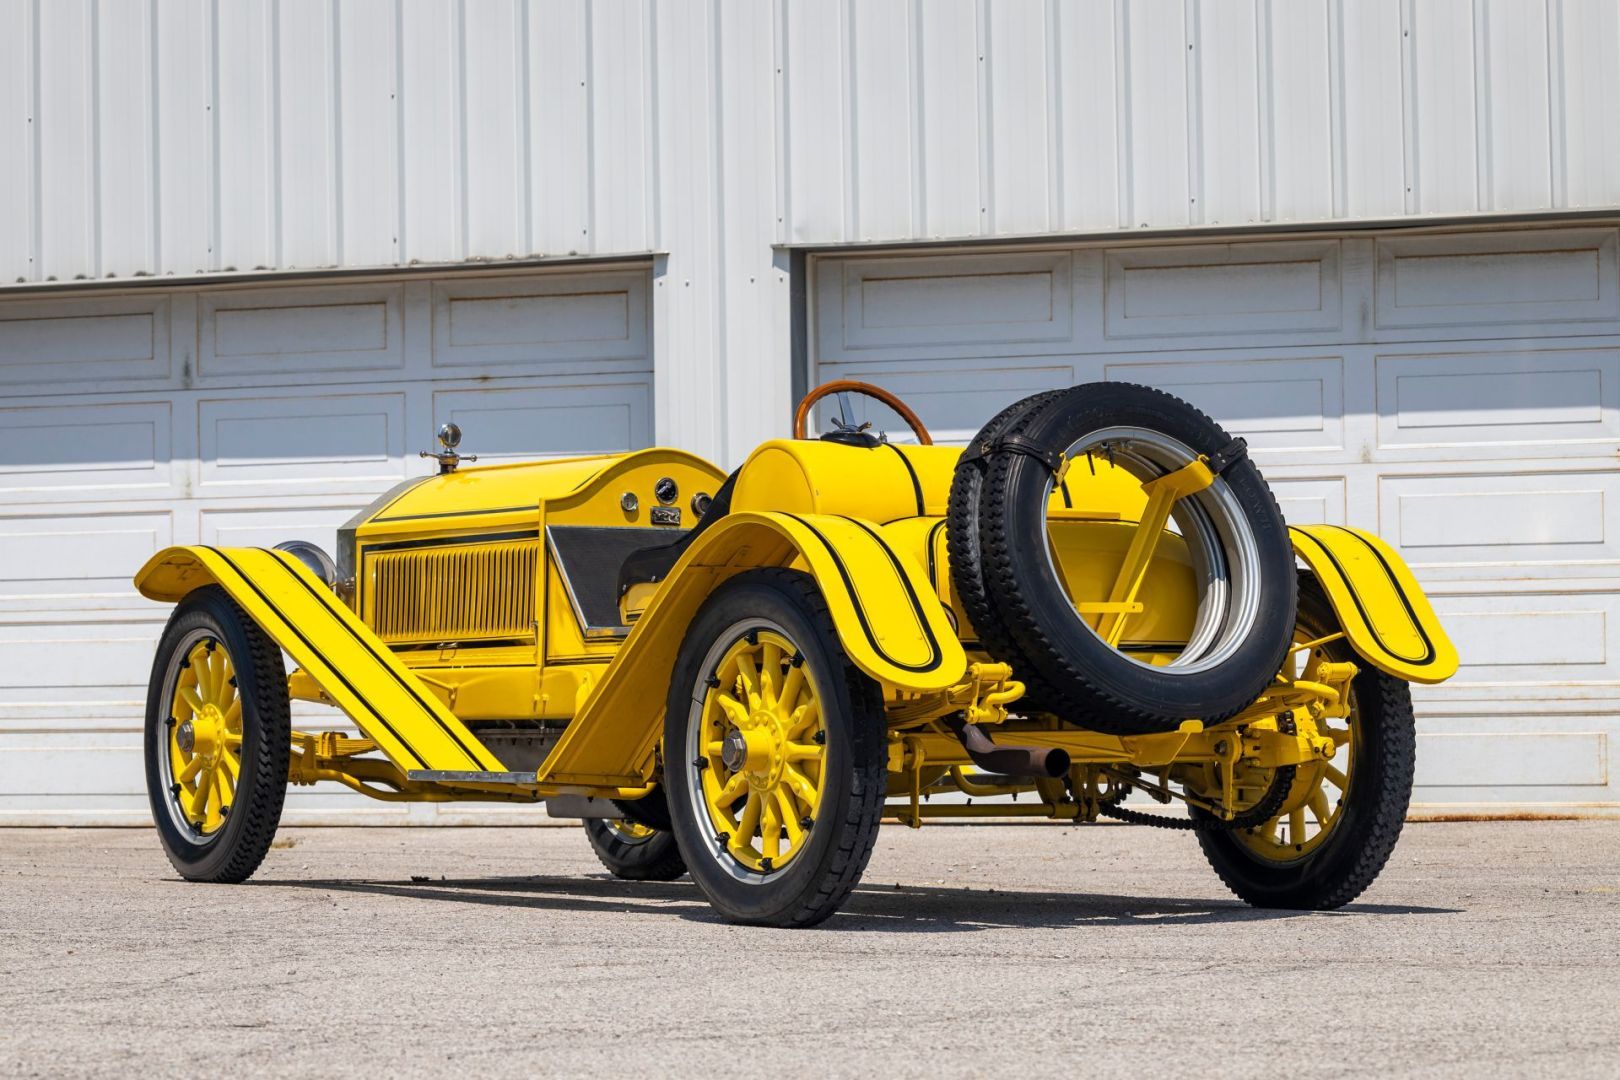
[663,569,887,927]
[582,818,687,881]
[1195,573,1416,909]
[144,586,290,883]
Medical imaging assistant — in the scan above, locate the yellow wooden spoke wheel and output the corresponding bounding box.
[164,635,243,836]
[696,629,827,874]
[145,586,290,884]
[664,569,887,927]
[582,814,687,882]
[1195,574,1417,910]
[1229,680,1358,865]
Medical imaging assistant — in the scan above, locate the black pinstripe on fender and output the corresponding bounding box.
[202,547,426,772]
[1291,526,1435,666]
[782,513,944,675]
[261,549,495,769]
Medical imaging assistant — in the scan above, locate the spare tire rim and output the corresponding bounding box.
[1042,425,1264,677]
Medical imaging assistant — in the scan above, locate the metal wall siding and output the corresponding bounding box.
[3,1,1618,273]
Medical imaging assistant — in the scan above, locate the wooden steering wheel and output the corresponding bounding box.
[792,379,933,445]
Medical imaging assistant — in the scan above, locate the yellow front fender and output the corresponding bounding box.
[133,546,509,774]
[536,511,967,788]
[1290,525,1458,684]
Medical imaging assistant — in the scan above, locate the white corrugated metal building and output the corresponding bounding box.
[4,0,1619,823]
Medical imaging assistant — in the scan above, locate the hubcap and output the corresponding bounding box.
[689,626,827,876]
[163,634,243,837]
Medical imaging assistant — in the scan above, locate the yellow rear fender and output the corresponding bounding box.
[133,546,509,774]
[1289,525,1458,685]
[534,511,968,788]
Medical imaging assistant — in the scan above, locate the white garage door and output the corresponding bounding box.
[815,223,1620,816]
[0,268,652,825]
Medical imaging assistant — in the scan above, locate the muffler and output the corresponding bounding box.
[944,714,1071,779]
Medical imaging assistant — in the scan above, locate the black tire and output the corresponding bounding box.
[1197,573,1416,909]
[144,586,289,883]
[663,569,887,927]
[946,389,1067,712]
[971,382,1296,732]
[582,818,688,881]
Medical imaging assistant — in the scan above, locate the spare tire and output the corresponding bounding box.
[946,390,1066,710]
[953,382,1296,733]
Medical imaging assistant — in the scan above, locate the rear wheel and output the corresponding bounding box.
[1196,574,1416,909]
[664,569,886,927]
[582,818,687,881]
[144,586,289,884]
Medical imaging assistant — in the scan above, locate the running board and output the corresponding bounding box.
[407,770,539,786]
[134,545,509,775]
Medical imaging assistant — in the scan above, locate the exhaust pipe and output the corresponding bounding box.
[944,714,1071,780]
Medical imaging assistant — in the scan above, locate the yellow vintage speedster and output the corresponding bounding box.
[134,380,1456,926]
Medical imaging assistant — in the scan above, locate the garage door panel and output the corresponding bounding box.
[198,504,369,548]
[1414,729,1609,794]
[818,252,1076,360]
[200,283,406,379]
[0,294,171,393]
[1104,240,1343,341]
[198,391,409,491]
[0,510,173,604]
[1430,588,1618,684]
[0,619,160,698]
[0,399,175,498]
[431,271,649,367]
[1375,228,1620,333]
[1376,345,1620,454]
[433,380,652,461]
[1381,469,1618,568]
[1269,476,1348,526]
[1104,354,1345,455]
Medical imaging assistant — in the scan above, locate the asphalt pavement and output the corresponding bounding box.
[1,819,1616,1079]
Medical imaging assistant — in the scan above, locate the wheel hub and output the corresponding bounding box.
[726,711,786,788]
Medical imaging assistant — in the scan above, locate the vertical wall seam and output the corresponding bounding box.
[1256,0,1275,223]
[149,0,162,272]
[1399,0,1417,214]
[517,0,533,254]
[582,0,596,250]
[772,0,790,242]
[909,0,926,237]
[331,0,345,266]
[271,0,283,269]
[710,1,729,463]
[1115,0,1133,227]
[1046,0,1062,231]
[393,0,406,261]
[841,0,858,240]
[1546,0,1566,209]
[209,0,221,265]
[1328,0,1348,218]
[29,0,41,277]
[638,0,651,252]
[1472,0,1489,211]
[1183,0,1201,225]
[976,0,992,233]
[89,0,102,276]
[454,0,467,260]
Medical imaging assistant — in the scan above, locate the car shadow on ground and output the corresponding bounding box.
[251,874,1460,931]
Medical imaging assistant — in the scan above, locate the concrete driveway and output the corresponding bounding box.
[1,820,1616,1079]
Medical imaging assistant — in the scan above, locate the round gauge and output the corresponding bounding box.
[654,476,679,505]
[691,491,713,517]
[619,491,639,513]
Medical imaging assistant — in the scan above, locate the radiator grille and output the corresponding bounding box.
[369,539,538,644]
